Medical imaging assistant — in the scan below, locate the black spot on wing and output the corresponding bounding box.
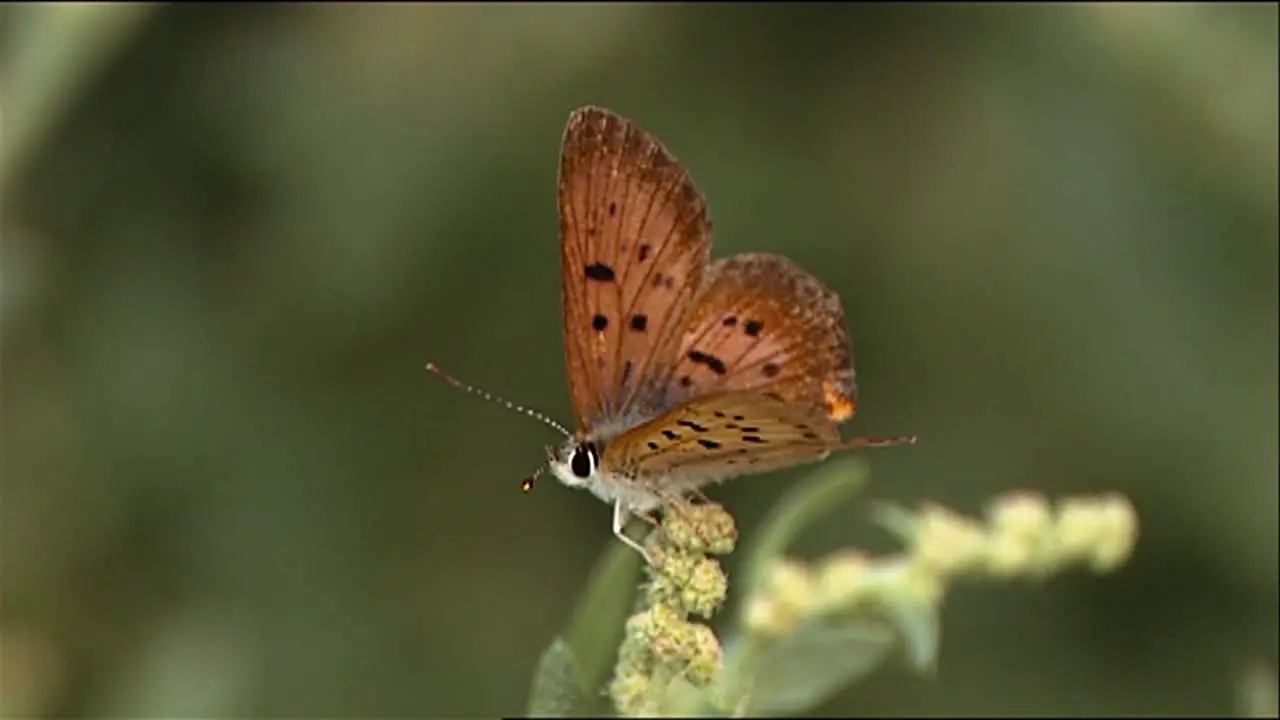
[585,262,616,282]
[687,350,727,375]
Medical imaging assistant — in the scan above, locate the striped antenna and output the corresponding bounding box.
[521,466,546,493]
[425,362,571,437]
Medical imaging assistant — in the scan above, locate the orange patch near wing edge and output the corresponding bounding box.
[824,379,856,422]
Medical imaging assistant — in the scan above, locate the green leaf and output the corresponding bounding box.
[2,3,160,195]
[1235,662,1279,718]
[527,637,589,718]
[880,594,942,674]
[742,460,870,596]
[722,618,897,716]
[714,591,942,715]
[528,527,644,716]
[654,675,709,717]
[869,500,920,546]
[562,539,644,696]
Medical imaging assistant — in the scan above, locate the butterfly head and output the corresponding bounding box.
[545,434,665,513]
[546,436,601,490]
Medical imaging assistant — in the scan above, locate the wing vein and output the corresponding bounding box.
[606,138,625,415]
[616,170,682,418]
[563,149,601,422]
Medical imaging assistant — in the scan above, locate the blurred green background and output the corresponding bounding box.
[1,3,1276,717]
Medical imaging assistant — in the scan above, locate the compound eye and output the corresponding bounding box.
[570,443,598,479]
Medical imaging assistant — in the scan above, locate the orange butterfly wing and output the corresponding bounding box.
[558,107,714,432]
[599,390,846,498]
[659,252,858,424]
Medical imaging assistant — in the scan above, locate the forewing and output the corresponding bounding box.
[600,391,854,495]
[659,253,858,423]
[559,106,714,432]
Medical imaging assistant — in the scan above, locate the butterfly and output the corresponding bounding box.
[429,106,915,562]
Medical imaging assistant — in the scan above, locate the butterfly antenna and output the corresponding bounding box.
[425,362,572,437]
[521,465,546,494]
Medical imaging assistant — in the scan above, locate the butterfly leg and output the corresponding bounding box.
[688,487,712,505]
[613,500,655,564]
[634,508,662,527]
